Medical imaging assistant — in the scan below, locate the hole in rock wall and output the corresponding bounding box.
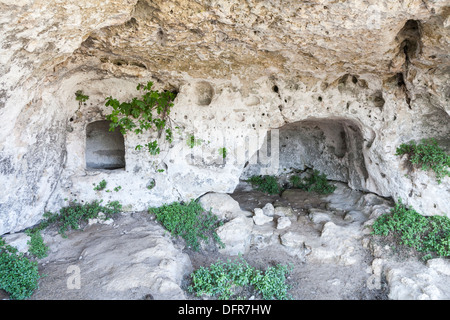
[241,118,369,191]
[195,81,214,106]
[85,120,126,170]
[398,19,422,61]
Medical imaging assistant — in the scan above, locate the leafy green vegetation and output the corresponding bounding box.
[105,81,177,155]
[25,229,49,259]
[248,170,336,195]
[186,134,203,149]
[149,200,224,252]
[93,179,107,191]
[372,199,450,260]
[248,175,281,195]
[396,138,450,184]
[32,200,122,238]
[75,90,89,106]
[188,256,292,300]
[289,170,336,194]
[0,238,41,300]
[218,147,227,159]
[147,180,156,190]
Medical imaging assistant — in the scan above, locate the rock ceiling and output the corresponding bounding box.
[68,0,449,85]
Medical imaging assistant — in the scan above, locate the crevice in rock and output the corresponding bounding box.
[396,19,422,110]
[399,20,422,62]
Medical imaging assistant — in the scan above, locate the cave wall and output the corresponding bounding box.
[0,0,449,235]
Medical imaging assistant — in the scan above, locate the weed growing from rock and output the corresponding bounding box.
[105,81,177,155]
[149,200,224,252]
[0,238,41,300]
[93,179,107,191]
[33,200,122,238]
[218,147,227,159]
[186,134,203,149]
[188,256,293,300]
[25,229,48,259]
[75,90,89,107]
[396,138,450,184]
[372,199,450,260]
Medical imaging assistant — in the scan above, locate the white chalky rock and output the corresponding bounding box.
[252,208,273,226]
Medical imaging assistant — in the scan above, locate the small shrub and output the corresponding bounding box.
[0,238,41,300]
[25,230,48,259]
[251,263,292,300]
[188,256,292,300]
[37,200,122,238]
[372,199,450,259]
[290,170,336,194]
[248,175,281,195]
[93,179,107,191]
[149,200,224,251]
[395,138,450,184]
[75,90,89,106]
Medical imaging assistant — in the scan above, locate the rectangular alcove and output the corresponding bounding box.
[85,120,126,170]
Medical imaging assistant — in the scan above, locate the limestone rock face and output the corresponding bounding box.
[0,0,449,234]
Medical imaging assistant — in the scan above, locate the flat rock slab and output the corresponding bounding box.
[29,212,192,300]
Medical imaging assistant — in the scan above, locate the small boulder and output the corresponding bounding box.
[253,208,273,225]
[198,193,246,220]
[277,217,291,230]
[217,216,254,255]
[262,203,275,217]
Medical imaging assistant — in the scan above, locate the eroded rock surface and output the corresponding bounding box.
[29,212,192,300]
[0,0,449,235]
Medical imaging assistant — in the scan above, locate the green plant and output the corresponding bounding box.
[218,147,227,159]
[188,256,292,300]
[114,186,122,192]
[395,138,450,184]
[372,199,450,259]
[75,90,89,106]
[25,230,48,259]
[147,180,156,190]
[149,200,224,251]
[290,170,336,194]
[248,175,281,195]
[105,81,177,155]
[35,200,122,238]
[0,238,41,300]
[93,179,107,191]
[186,134,203,149]
[251,263,293,300]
